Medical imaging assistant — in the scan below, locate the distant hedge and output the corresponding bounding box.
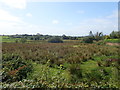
[48,37,63,43]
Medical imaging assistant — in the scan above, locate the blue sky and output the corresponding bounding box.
[0,0,118,36]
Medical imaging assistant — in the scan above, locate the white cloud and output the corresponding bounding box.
[0,8,26,35]
[0,2,118,36]
[73,12,118,35]
[26,13,32,17]
[0,8,49,35]
[0,21,38,35]
[0,0,27,9]
[52,20,59,24]
[0,9,22,22]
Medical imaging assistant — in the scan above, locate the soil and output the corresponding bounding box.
[106,43,120,46]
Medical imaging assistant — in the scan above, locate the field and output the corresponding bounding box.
[1,36,20,43]
[1,39,120,88]
[1,1,120,89]
[104,39,120,43]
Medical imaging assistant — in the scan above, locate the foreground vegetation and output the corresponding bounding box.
[2,42,120,88]
[1,30,120,88]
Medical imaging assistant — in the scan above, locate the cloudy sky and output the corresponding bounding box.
[0,0,118,36]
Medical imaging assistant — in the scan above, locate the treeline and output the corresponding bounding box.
[109,31,120,39]
[2,30,120,43]
[6,30,120,40]
[83,30,120,43]
[8,33,81,41]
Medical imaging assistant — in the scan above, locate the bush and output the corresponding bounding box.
[68,64,82,83]
[83,37,93,43]
[104,39,120,43]
[48,37,63,43]
[20,38,27,43]
[96,40,106,45]
[2,54,33,83]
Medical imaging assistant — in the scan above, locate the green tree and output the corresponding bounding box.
[94,32,103,41]
[20,38,27,43]
[48,37,63,43]
[15,39,19,43]
[110,31,120,39]
[62,34,69,40]
[83,37,93,43]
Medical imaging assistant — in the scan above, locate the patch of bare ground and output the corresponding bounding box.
[106,43,120,46]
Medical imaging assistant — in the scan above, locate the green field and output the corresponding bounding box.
[104,39,120,43]
[1,36,20,43]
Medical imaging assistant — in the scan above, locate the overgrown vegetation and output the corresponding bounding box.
[1,30,120,88]
[2,54,33,83]
[48,37,63,43]
[2,42,120,88]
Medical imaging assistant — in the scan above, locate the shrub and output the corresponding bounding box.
[2,54,33,82]
[83,37,93,43]
[20,38,27,43]
[96,40,106,45]
[68,64,82,83]
[48,37,63,43]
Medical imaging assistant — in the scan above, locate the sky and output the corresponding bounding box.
[0,0,118,36]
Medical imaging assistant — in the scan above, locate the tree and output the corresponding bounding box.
[15,39,19,43]
[94,32,103,41]
[83,37,93,43]
[110,31,119,39]
[48,37,63,43]
[104,35,110,39]
[20,38,27,43]
[62,34,69,40]
[82,31,104,43]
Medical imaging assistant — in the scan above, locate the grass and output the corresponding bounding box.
[81,60,98,73]
[104,39,120,43]
[93,55,120,61]
[1,36,20,43]
[2,36,35,43]
[73,45,79,47]
[2,37,120,88]
[28,62,71,82]
[80,55,119,77]
[63,40,80,43]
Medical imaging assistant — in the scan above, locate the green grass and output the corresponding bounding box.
[73,45,79,47]
[28,62,71,82]
[1,36,20,43]
[93,55,119,61]
[1,36,48,43]
[80,55,119,77]
[81,60,98,73]
[104,39,120,43]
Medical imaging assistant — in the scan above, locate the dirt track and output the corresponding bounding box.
[106,43,120,46]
